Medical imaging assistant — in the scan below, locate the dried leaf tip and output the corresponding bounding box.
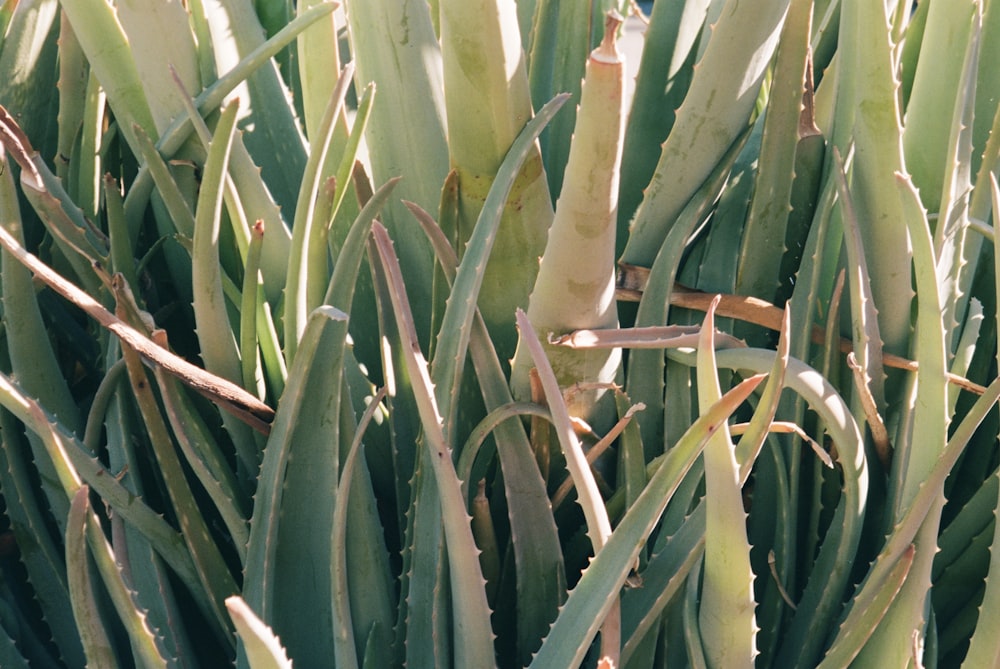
[596,11,624,62]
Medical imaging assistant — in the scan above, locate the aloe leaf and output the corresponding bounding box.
[103,175,141,299]
[695,298,756,668]
[528,0,617,200]
[961,174,1000,668]
[735,307,790,477]
[86,512,171,669]
[0,106,107,291]
[961,467,1000,668]
[241,171,391,663]
[529,374,764,669]
[828,0,913,359]
[781,88,826,304]
[972,0,1000,177]
[119,339,238,646]
[360,256,435,651]
[0,370,203,589]
[116,0,202,135]
[935,470,997,588]
[331,387,393,669]
[227,597,292,669]
[295,0,342,144]
[517,310,612,553]
[0,219,274,434]
[362,224,429,668]
[470,479,501,605]
[735,0,813,304]
[54,10,86,179]
[826,373,1000,667]
[327,83,375,244]
[0,152,80,499]
[19,396,170,668]
[170,95,286,398]
[241,306,346,666]
[406,201,566,663]
[933,518,992,657]
[123,1,333,169]
[65,487,120,669]
[430,93,567,443]
[284,63,355,359]
[933,3,982,361]
[190,100,258,477]
[342,0,449,343]
[252,0,293,81]
[511,13,625,429]
[624,130,749,454]
[130,123,197,239]
[440,0,554,364]
[456,402,551,489]
[56,0,158,151]
[948,300,984,420]
[401,451,450,668]
[153,366,250,558]
[0,616,29,669]
[673,347,867,669]
[902,0,977,217]
[0,409,84,667]
[620,0,790,268]
[71,72,107,222]
[241,221,268,399]
[776,154,840,623]
[0,0,60,156]
[889,174,949,512]
[683,556,710,668]
[324,178,400,314]
[747,437,794,667]
[199,0,307,216]
[617,0,709,242]
[360,621,390,669]
[620,503,705,666]
[371,222,496,668]
[815,544,915,668]
[689,115,760,336]
[831,148,887,413]
[245,262,288,401]
[323,83,376,365]
[97,361,195,665]
[124,3,335,302]
[615,389,648,514]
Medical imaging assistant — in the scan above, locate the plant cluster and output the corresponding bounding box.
[0,0,998,667]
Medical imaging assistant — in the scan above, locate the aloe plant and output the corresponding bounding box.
[0,0,999,667]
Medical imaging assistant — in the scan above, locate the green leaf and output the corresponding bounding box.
[343,0,449,344]
[430,92,568,444]
[199,0,308,217]
[407,200,565,664]
[371,222,497,668]
[696,299,756,668]
[191,100,257,477]
[530,375,765,668]
[241,306,349,667]
[65,487,120,669]
[284,64,355,359]
[617,0,709,247]
[57,0,158,151]
[440,0,554,363]
[620,0,790,268]
[227,597,292,669]
[961,467,1000,668]
[736,0,814,304]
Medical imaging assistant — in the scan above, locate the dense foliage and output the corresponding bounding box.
[0,0,999,667]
